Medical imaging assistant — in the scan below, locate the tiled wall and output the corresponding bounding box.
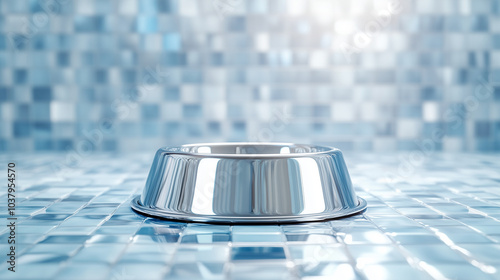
[1,0,499,153]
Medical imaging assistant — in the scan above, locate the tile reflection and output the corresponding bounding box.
[2,153,500,279]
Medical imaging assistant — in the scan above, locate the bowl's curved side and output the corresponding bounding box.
[135,144,365,223]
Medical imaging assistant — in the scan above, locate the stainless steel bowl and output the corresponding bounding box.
[131,143,366,224]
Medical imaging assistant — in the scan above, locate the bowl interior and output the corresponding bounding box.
[170,143,334,156]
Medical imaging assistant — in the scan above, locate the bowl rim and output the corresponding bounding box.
[158,142,340,159]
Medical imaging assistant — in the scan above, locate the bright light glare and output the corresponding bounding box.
[280,147,291,154]
[310,0,334,24]
[191,158,219,215]
[297,158,325,214]
[335,19,356,35]
[198,146,211,153]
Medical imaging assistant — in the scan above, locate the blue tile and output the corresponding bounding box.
[4,34,26,50]
[475,121,491,138]
[285,234,337,244]
[397,70,421,83]
[0,34,6,49]
[94,69,108,84]
[207,121,221,134]
[14,69,28,84]
[32,122,51,138]
[494,87,500,100]
[232,234,283,243]
[209,53,224,66]
[74,16,107,32]
[231,247,286,260]
[181,233,231,244]
[54,138,74,151]
[142,121,160,137]
[183,104,202,118]
[164,86,180,100]
[231,121,246,138]
[163,33,181,51]
[185,122,203,137]
[374,70,396,84]
[398,104,422,118]
[230,262,292,280]
[164,122,181,137]
[162,52,186,66]
[182,69,203,84]
[0,139,7,151]
[226,17,246,32]
[312,105,330,118]
[422,122,444,138]
[137,16,157,33]
[32,35,47,50]
[32,87,52,102]
[140,0,157,13]
[0,87,12,102]
[120,69,136,83]
[420,15,444,31]
[167,262,225,279]
[41,235,91,244]
[13,121,31,137]
[141,104,160,120]
[494,121,500,140]
[470,16,489,31]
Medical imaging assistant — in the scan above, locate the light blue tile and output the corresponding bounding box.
[181,233,231,244]
[285,234,338,244]
[163,33,181,51]
[54,263,109,280]
[229,262,293,280]
[175,246,230,263]
[288,244,349,263]
[0,263,60,279]
[401,244,468,263]
[136,16,157,33]
[361,263,430,280]
[296,263,358,279]
[232,234,283,243]
[348,245,407,264]
[232,226,282,234]
[425,263,494,280]
[166,262,225,280]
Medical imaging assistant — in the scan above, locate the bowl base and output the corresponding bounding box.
[131,195,367,224]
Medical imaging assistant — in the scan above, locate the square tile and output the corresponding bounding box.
[231,247,286,261]
[288,245,349,263]
[229,262,293,280]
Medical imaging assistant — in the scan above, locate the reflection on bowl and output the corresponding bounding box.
[131,143,366,224]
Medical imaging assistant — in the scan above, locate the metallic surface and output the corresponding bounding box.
[132,143,367,223]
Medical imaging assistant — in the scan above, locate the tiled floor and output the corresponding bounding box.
[0,153,499,280]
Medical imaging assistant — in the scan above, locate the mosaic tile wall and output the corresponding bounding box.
[1,0,500,153]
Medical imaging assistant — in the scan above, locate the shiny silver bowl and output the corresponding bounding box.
[131,143,366,224]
